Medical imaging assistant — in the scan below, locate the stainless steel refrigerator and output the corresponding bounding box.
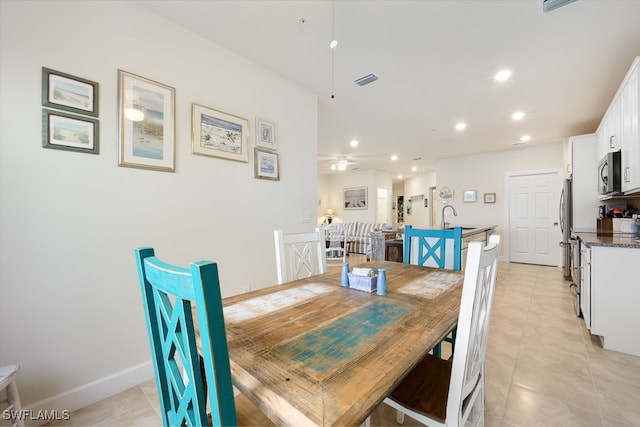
[559,178,573,280]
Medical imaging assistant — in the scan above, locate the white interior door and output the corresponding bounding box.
[508,170,561,266]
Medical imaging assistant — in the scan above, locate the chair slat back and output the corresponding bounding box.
[323,224,348,266]
[403,225,463,270]
[274,229,327,284]
[135,247,236,427]
[447,235,500,426]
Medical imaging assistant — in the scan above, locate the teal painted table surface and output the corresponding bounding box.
[207,261,463,426]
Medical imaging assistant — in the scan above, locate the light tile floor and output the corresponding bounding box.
[49,260,640,426]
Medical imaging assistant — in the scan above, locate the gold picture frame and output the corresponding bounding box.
[192,103,249,162]
[117,70,175,172]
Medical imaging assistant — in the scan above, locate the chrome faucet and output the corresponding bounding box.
[441,205,458,229]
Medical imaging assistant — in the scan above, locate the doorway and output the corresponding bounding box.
[506,169,561,266]
[377,188,391,224]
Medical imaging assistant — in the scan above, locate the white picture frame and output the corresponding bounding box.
[463,190,477,203]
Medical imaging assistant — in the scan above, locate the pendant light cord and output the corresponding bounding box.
[330,0,335,99]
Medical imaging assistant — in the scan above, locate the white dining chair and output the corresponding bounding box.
[274,229,327,284]
[323,223,348,267]
[383,235,501,426]
[0,365,24,427]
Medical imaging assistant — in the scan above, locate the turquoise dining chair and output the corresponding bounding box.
[403,225,463,359]
[135,248,273,427]
[403,225,462,270]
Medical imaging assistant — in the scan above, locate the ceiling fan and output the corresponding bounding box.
[323,155,359,171]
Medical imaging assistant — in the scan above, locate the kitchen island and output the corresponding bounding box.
[574,231,640,357]
[371,225,497,269]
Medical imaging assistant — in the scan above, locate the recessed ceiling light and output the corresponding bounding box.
[391,154,398,161]
[411,166,417,172]
[455,122,467,131]
[494,69,512,82]
[329,39,338,49]
[330,164,337,171]
[512,111,525,120]
[521,135,531,142]
[397,175,403,180]
[350,139,359,147]
[337,163,347,171]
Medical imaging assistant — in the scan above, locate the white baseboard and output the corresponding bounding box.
[22,361,154,425]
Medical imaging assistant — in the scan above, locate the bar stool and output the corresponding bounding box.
[0,365,24,427]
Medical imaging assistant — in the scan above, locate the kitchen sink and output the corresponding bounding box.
[445,226,476,230]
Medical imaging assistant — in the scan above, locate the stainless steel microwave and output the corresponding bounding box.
[598,150,622,195]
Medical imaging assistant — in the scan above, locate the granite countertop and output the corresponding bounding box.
[575,232,640,249]
[447,225,497,237]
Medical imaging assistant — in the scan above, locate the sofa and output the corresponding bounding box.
[342,222,388,258]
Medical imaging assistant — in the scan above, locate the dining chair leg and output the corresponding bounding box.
[395,409,405,424]
[432,342,442,359]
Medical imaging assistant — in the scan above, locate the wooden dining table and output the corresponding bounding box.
[215,260,463,426]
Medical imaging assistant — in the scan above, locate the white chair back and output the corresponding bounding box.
[274,229,327,284]
[323,224,348,266]
[447,234,500,425]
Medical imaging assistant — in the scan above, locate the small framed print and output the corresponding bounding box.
[42,109,99,154]
[484,193,496,204]
[256,118,276,150]
[463,190,477,203]
[42,67,99,117]
[254,148,279,181]
[438,187,454,201]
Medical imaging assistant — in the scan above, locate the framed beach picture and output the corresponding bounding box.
[42,109,99,154]
[117,70,175,172]
[254,148,279,181]
[344,186,368,210]
[256,118,276,150]
[192,103,249,162]
[42,67,99,117]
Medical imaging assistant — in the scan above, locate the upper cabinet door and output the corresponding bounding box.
[596,97,621,160]
[621,62,639,193]
[607,96,622,153]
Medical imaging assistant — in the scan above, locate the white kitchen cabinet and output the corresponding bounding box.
[597,56,640,194]
[570,134,599,231]
[589,245,640,356]
[621,60,639,193]
[596,97,621,160]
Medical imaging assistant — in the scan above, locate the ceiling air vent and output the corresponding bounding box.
[354,73,378,87]
[538,0,578,13]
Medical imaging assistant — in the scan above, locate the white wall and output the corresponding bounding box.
[403,172,436,228]
[435,142,565,252]
[0,0,318,411]
[320,170,392,224]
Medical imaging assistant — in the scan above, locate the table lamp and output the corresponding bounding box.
[326,208,334,224]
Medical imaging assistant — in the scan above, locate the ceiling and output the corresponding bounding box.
[134,0,640,182]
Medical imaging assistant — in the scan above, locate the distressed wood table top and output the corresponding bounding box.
[217,261,463,426]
